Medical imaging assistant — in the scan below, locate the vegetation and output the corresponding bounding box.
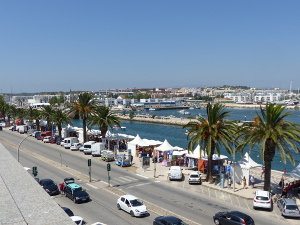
[52,108,72,138]
[236,103,300,191]
[87,106,121,138]
[183,103,236,182]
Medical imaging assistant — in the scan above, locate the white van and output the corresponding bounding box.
[91,143,106,157]
[169,166,183,181]
[83,141,96,155]
[64,137,79,149]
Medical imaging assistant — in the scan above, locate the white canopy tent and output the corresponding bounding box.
[285,163,300,179]
[233,152,262,185]
[154,139,176,151]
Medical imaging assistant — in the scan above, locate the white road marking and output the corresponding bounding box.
[86,183,98,189]
[135,174,149,179]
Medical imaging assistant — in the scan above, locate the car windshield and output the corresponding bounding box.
[286,205,299,210]
[190,174,199,178]
[130,199,143,207]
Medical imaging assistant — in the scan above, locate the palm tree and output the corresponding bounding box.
[0,97,9,122]
[183,103,236,182]
[237,103,300,191]
[41,105,55,131]
[16,108,27,125]
[52,108,72,138]
[28,107,43,131]
[88,106,121,138]
[70,92,95,143]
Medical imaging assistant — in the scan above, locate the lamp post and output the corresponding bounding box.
[17,135,30,162]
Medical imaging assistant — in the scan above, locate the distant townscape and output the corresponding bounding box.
[1,86,299,109]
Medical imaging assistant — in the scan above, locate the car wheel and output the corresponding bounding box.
[130,211,135,217]
[214,219,220,225]
[117,203,121,210]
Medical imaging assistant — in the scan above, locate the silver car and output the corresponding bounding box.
[277,198,300,217]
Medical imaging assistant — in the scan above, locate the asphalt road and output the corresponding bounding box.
[0,129,298,225]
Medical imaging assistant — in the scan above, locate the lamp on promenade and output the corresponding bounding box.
[17,135,30,162]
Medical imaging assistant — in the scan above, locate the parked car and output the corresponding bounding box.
[64,182,90,204]
[188,171,202,184]
[213,211,255,225]
[61,207,85,225]
[153,216,187,225]
[56,137,64,145]
[117,194,148,217]
[70,143,83,151]
[277,198,300,218]
[49,136,58,144]
[9,126,16,131]
[253,190,271,210]
[39,179,60,196]
[169,166,183,181]
[43,136,52,143]
[60,139,65,147]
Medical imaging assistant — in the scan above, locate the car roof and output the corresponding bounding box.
[281,198,297,205]
[190,171,200,175]
[121,195,138,200]
[158,216,182,222]
[228,211,250,218]
[40,178,54,182]
[67,183,82,189]
[255,190,270,197]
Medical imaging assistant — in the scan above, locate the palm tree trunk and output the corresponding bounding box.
[264,160,272,191]
[207,151,214,182]
[83,117,87,143]
[58,124,62,138]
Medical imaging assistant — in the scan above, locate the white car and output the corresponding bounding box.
[60,139,65,146]
[70,143,83,151]
[188,171,202,184]
[43,136,52,143]
[71,216,84,225]
[117,195,148,217]
[253,190,272,210]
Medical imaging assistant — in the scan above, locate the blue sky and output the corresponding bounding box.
[1,1,300,93]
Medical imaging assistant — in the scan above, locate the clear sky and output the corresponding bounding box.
[1,1,300,93]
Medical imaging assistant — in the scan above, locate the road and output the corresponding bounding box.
[0,129,298,225]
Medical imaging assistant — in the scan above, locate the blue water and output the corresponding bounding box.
[71,108,300,173]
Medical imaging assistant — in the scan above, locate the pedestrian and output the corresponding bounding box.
[261,166,265,178]
[130,155,133,164]
[281,187,287,198]
[242,176,246,189]
[228,177,232,189]
[250,175,255,188]
[283,168,287,174]
[59,182,65,195]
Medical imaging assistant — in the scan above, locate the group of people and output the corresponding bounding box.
[227,175,255,189]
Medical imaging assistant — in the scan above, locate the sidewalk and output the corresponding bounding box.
[131,156,300,205]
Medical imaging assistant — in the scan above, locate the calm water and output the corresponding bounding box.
[71,108,300,172]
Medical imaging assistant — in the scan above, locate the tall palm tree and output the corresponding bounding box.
[16,108,27,125]
[88,106,121,138]
[237,103,300,191]
[52,108,72,138]
[183,103,236,182]
[70,92,95,143]
[41,105,54,131]
[0,97,9,122]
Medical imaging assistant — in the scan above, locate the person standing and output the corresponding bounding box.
[250,175,255,188]
[242,176,247,189]
[228,177,232,189]
[261,166,265,178]
[283,168,287,174]
[59,182,65,195]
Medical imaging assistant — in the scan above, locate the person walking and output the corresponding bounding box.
[228,177,232,189]
[59,182,65,195]
[242,176,247,189]
[250,175,255,188]
[261,166,265,178]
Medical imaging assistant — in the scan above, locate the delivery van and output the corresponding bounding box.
[83,141,96,155]
[169,166,183,181]
[40,131,52,140]
[91,143,106,157]
[64,137,79,149]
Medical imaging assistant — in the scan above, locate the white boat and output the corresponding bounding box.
[178,110,190,115]
[112,125,126,131]
[149,108,156,111]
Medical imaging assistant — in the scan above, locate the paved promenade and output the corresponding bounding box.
[131,156,300,206]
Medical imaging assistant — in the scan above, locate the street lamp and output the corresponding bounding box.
[17,135,30,162]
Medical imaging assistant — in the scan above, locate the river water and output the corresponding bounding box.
[71,107,300,173]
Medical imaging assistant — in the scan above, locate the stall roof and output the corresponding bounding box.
[238,152,262,169]
[154,139,176,151]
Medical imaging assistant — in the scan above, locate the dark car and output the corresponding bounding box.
[153,216,187,225]
[61,207,74,217]
[56,137,64,145]
[39,179,60,196]
[213,211,255,225]
[64,182,90,203]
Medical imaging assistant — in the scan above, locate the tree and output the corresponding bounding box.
[0,96,9,122]
[87,106,121,138]
[70,92,95,142]
[41,105,54,131]
[52,108,72,138]
[237,103,300,191]
[183,103,236,182]
[15,108,27,125]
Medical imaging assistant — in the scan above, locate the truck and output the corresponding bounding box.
[83,141,97,155]
[64,137,79,149]
[40,131,52,140]
[17,125,28,134]
[91,143,106,157]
